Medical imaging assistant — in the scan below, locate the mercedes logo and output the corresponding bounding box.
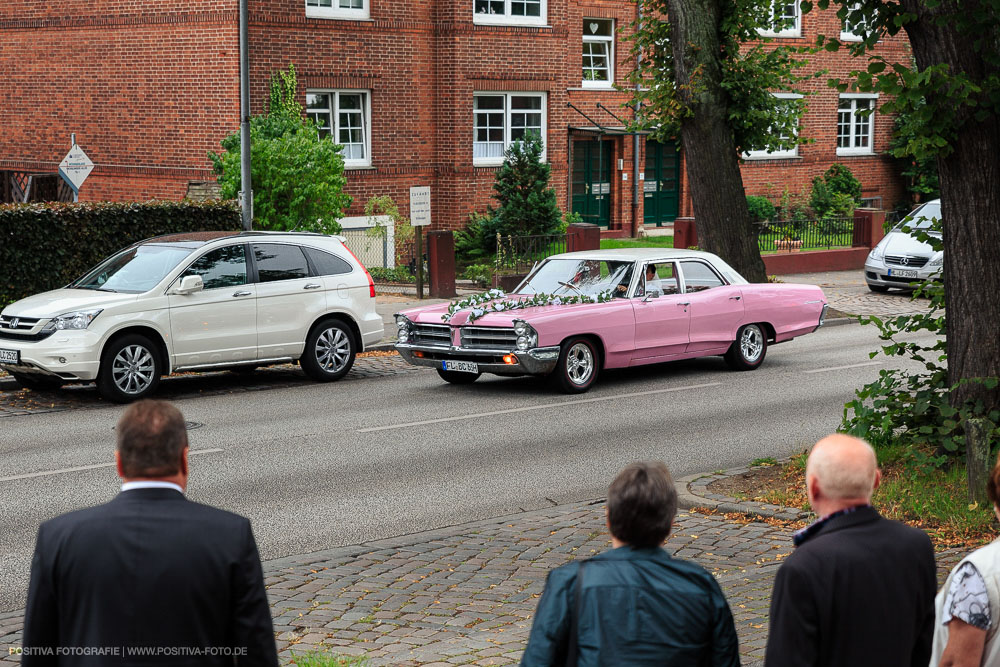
[899,257,909,266]
[9,318,18,329]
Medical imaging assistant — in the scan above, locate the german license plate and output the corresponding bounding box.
[443,360,478,374]
[0,348,20,364]
[888,268,918,278]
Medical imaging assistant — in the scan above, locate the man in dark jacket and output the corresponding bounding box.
[765,433,936,667]
[22,399,279,666]
[521,461,740,666]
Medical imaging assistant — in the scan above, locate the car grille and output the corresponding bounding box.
[0,315,40,331]
[884,255,928,268]
[410,323,452,347]
[461,326,517,350]
[0,330,54,342]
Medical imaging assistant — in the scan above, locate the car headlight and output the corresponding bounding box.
[513,320,537,351]
[868,244,884,261]
[928,252,943,266]
[42,309,103,332]
[395,315,411,343]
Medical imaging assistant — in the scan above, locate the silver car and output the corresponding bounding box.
[864,199,943,292]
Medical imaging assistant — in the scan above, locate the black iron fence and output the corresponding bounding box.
[496,233,567,274]
[756,217,857,252]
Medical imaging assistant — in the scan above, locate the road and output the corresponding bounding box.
[0,322,930,613]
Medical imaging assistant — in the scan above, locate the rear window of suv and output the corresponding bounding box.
[303,247,353,276]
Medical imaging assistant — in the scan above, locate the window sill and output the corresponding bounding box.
[305,10,371,20]
[473,16,549,27]
[756,30,803,38]
[839,32,864,42]
[345,164,376,170]
[835,150,876,157]
[577,83,615,90]
[744,153,800,161]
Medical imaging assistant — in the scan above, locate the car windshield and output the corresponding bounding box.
[71,244,195,293]
[896,201,941,231]
[516,258,635,298]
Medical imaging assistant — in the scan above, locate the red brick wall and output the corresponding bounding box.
[0,0,910,232]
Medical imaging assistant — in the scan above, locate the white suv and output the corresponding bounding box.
[0,231,384,402]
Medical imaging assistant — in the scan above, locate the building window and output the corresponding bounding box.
[758,0,800,37]
[473,93,546,165]
[745,93,802,160]
[582,19,614,87]
[473,0,546,26]
[840,3,867,41]
[837,95,876,155]
[306,90,371,167]
[305,0,368,20]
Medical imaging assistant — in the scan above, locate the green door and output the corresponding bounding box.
[644,140,680,226]
[571,140,613,228]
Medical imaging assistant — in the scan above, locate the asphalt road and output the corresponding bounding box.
[0,323,934,613]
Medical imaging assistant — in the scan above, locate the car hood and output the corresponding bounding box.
[1,288,140,318]
[398,295,604,327]
[881,230,936,257]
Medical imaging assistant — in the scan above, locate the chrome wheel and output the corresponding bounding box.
[740,324,764,364]
[112,344,156,395]
[315,326,352,374]
[566,342,595,386]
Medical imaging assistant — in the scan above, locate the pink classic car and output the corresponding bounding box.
[394,249,828,393]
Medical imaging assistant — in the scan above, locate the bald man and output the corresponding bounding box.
[764,434,936,667]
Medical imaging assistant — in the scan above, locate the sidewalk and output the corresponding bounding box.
[0,465,965,666]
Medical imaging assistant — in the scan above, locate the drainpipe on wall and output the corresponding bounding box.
[632,0,642,238]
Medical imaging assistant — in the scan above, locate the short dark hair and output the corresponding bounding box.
[607,461,677,548]
[988,452,1000,507]
[646,264,656,274]
[116,400,188,477]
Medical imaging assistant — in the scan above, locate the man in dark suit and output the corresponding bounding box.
[765,433,936,667]
[22,399,278,666]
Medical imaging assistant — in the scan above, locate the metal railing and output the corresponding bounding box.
[496,232,567,275]
[756,217,857,252]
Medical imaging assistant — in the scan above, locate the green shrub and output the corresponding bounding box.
[463,263,494,288]
[367,266,415,283]
[822,163,863,203]
[454,211,497,264]
[746,195,776,222]
[0,200,239,309]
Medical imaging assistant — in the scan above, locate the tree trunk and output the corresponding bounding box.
[900,0,1000,417]
[666,0,768,283]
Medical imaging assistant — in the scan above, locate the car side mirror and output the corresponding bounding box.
[642,292,660,302]
[173,275,204,295]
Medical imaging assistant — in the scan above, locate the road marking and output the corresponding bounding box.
[0,448,223,483]
[357,382,725,433]
[803,361,882,374]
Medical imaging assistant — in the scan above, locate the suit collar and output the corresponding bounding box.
[796,504,881,546]
[114,487,186,502]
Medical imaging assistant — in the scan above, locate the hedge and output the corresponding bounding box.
[0,200,240,309]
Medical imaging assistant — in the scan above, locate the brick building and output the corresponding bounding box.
[0,0,910,235]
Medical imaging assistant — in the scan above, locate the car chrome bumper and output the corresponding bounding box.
[864,261,939,288]
[396,343,561,376]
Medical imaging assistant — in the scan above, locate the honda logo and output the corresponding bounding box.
[9,318,18,329]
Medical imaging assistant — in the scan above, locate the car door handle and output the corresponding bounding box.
[304,283,322,290]
[232,290,252,297]
[729,295,742,301]
[678,302,690,306]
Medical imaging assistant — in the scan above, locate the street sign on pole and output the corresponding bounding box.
[410,186,431,227]
[58,135,94,202]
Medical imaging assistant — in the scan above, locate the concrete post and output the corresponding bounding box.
[674,217,697,249]
[427,230,456,298]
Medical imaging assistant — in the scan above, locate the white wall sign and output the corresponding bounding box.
[58,144,94,194]
[410,186,431,227]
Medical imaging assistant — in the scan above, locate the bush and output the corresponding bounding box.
[746,195,776,222]
[822,163,862,203]
[489,135,562,239]
[367,266,415,283]
[454,212,497,264]
[0,200,239,308]
[463,263,494,288]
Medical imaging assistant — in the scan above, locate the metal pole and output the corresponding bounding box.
[239,0,252,231]
[633,0,642,237]
[415,228,424,299]
[70,133,79,203]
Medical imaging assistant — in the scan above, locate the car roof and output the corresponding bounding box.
[547,247,724,262]
[140,230,334,247]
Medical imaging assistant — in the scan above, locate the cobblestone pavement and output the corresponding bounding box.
[0,355,430,419]
[782,270,935,319]
[0,471,967,666]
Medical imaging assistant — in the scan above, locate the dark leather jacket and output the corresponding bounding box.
[521,546,740,667]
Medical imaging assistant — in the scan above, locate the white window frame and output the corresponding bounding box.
[840,3,865,41]
[757,0,801,38]
[836,93,877,156]
[744,93,802,160]
[305,0,369,20]
[473,0,546,27]
[472,92,547,167]
[305,89,373,168]
[582,19,614,89]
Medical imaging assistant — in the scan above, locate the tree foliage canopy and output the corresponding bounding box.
[209,64,351,234]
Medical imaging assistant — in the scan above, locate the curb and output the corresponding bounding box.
[822,316,858,328]
[675,466,813,522]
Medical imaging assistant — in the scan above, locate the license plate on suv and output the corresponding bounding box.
[442,360,478,373]
[0,348,20,364]
[888,268,918,278]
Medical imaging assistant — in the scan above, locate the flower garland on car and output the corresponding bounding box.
[441,288,615,324]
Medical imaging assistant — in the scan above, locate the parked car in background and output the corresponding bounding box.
[394,249,828,393]
[0,231,383,402]
[865,199,943,292]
